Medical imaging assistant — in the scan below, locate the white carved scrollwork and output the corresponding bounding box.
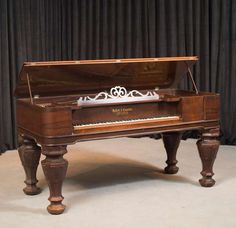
[77,86,159,105]
[110,86,127,98]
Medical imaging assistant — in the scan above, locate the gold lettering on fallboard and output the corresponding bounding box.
[112,108,133,116]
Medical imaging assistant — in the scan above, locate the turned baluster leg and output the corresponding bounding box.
[41,145,68,215]
[197,128,220,187]
[162,132,182,174]
[18,135,41,195]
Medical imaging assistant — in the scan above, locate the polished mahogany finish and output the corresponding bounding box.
[15,56,220,214]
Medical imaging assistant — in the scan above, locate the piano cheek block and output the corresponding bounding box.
[40,108,73,136]
[15,56,220,214]
[16,101,73,137]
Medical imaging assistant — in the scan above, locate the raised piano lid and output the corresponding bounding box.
[15,56,198,98]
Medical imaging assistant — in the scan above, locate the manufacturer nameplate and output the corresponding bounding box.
[112,108,133,116]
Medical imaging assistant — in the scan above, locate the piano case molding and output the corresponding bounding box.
[15,56,220,214]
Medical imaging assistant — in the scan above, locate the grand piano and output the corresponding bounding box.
[15,56,220,214]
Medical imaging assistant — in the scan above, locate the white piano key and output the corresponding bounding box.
[73,116,180,129]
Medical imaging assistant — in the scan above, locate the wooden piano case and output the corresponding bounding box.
[15,57,220,214]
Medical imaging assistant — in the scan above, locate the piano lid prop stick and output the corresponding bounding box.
[187,67,199,95]
[26,73,34,104]
[184,61,199,95]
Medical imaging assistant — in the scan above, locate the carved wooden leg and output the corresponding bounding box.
[197,128,220,187]
[41,145,68,215]
[162,132,182,174]
[18,135,41,195]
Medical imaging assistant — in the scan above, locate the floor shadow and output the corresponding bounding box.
[64,150,196,190]
[62,151,198,209]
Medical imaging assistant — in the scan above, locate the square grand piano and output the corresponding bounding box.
[15,57,220,214]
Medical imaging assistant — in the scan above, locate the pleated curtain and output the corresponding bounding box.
[0,0,236,152]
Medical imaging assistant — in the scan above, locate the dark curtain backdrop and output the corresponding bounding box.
[0,0,236,152]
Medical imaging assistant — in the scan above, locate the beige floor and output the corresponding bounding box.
[0,137,236,228]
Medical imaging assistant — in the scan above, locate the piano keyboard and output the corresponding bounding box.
[73,116,180,130]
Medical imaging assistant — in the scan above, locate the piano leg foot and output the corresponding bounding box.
[197,128,220,187]
[162,132,182,174]
[18,135,41,195]
[41,146,68,215]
